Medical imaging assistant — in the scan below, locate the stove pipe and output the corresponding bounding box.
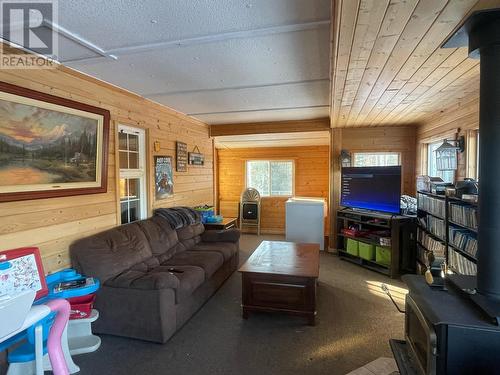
[443,9,500,298]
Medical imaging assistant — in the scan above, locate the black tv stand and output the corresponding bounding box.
[347,207,396,218]
[350,207,375,214]
[336,208,416,278]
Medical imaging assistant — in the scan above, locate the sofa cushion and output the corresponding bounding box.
[162,250,224,279]
[129,256,160,272]
[176,223,204,249]
[191,241,238,262]
[153,265,205,303]
[137,216,180,258]
[70,223,153,283]
[104,265,205,304]
[176,223,205,241]
[156,243,186,264]
[105,269,180,290]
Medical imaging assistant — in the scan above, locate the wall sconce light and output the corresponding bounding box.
[340,150,351,168]
[435,136,465,171]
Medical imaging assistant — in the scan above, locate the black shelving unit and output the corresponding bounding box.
[416,191,478,276]
[338,232,391,248]
[336,208,416,278]
[447,196,478,275]
[416,191,447,276]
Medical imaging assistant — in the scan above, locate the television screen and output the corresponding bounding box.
[341,166,401,214]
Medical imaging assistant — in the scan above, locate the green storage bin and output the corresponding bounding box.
[376,246,391,266]
[346,239,359,256]
[359,242,375,261]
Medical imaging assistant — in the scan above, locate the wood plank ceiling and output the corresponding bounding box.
[329,0,496,128]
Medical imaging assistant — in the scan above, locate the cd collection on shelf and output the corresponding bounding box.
[418,215,446,241]
[417,193,445,218]
[448,247,477,276]
[417,228,446,257]
[449,203,478,230]
[417,191,479,276]
[449,226,478,258]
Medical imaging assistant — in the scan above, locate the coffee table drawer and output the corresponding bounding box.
[247,280,309,309]
[242,273,316,319]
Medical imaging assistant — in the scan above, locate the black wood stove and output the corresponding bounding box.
[391,8,500,375]
[391,276,500,374]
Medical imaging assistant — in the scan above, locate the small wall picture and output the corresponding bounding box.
[154,155,174,200]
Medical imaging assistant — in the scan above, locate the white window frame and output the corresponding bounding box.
[351,151,401,167]
[118,125,147,223]
[245,159,295,197]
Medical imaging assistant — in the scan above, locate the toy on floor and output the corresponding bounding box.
[0,247,100,375]
[46,299,70,375]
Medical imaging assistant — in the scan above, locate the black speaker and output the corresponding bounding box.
[242,203,258,220]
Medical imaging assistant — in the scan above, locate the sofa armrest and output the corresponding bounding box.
[105,270,180,290]
[201,228,241,243]
[93,285,177,343]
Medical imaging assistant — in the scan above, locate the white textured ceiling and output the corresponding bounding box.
[33,0,331,125]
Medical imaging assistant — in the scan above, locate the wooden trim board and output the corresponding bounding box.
[210,118,330,137]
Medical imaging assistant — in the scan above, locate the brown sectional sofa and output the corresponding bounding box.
[70,215,240,343]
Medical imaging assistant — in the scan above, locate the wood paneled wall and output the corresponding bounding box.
[329,126,417,248]
[341,126,417,196]
[0,65,213,273]
[217,146,329,234]
[416,95,479,180]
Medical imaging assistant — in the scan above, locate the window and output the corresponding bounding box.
[427,141,454,183]
[119,125,147,224]
[352,152,401,167]
[246,160,293,197]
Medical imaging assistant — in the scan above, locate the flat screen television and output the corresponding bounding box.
[341,166,401,214]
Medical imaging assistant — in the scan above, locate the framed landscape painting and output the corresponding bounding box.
[0,82,110,202]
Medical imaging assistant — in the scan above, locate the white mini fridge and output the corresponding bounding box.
[285,197,327,250]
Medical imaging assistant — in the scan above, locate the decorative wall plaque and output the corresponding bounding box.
[176,141,187,172]
[188,145,205,166]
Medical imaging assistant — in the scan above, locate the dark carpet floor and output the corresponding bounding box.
[72,234,407,375]
[0,235,407,375]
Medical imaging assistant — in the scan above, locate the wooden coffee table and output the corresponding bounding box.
[238,241,320,325]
